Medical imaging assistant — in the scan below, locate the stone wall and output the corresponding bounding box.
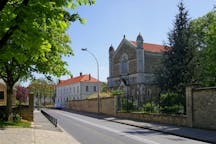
[68,96,187,126]
[68,97,115,115]
[14,105,33,121]
[116,112,187,126]
[67,86,216,130]
[191,87,216,130]
[14,93,34,121]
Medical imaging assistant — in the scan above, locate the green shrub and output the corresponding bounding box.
[142,102,160,113]
[13,114,22,122]
[121,99,134,112]
[143,102,154,113]
[160,105,184,114]
[160,92,184,114]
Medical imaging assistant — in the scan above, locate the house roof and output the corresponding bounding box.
[130,41,166,53]
[57,74,100,86]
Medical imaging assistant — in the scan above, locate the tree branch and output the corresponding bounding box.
[0,0,30,49]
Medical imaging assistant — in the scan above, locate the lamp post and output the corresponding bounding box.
[81,48,100,113]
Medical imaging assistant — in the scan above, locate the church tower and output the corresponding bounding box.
[136,33,145,75]
[109,45,114,77]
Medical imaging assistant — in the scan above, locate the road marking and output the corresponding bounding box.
[55,111,160,144]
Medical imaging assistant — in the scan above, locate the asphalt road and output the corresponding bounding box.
[45,109,208,144]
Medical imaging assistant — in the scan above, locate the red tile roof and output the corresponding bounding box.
[130,41,166,53]
[57,74,99,86]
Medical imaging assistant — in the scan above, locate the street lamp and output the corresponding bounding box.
[81,48,100,113]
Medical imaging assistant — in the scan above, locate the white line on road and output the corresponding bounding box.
[55,110,160,144]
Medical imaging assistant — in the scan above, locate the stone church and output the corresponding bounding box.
[107,33,165,104]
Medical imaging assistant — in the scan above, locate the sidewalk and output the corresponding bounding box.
[0,110,80,144]
[104,117,216,144]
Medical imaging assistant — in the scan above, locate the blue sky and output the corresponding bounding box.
[53,1,216,83]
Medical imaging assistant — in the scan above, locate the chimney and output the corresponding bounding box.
[89,74,91,80]
[80,72,82,76]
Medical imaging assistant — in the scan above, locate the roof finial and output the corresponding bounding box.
[109,44,114,52]
[136,32,143,42]
[123,34,126,39]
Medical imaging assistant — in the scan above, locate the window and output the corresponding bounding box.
[94,86,97,92]
[86,86,89,92]
[120,54,129,74]
[77,86,79,93]
[0,91,4,100]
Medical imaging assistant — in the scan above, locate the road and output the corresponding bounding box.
[45,109,208,144]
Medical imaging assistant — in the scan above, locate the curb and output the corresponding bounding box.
[108,119,214,144]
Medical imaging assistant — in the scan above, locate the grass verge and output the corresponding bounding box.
[0,120,31,128]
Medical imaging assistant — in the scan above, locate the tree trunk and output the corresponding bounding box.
[6,84,14,121]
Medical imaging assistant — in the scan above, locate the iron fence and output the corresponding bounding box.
[41,110,57,127]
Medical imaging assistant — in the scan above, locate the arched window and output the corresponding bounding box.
[120,54,129,75]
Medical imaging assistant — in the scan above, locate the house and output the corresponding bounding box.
[107,33,165,104]
[55,73,102,108]
[0,79,16,106]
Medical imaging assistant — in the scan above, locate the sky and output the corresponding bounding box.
[31,0,216,85]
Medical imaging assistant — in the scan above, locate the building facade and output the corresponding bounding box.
[0,79,16,106]
[55,73,102,108]
[107,34,165,104]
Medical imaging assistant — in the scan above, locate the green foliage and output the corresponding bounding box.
[0,0,95,120]
[156,2,195,96]
[102,82,108,92]
[160,92,184,114]
[121,99,134,112]
[142,102,158,113]
[190,7,216,86]
[13,113,21,122]
[160,105,184,115]
[110,90,124,96]
[28,78,56,106]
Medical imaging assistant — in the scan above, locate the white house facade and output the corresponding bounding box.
[55,73,102,108]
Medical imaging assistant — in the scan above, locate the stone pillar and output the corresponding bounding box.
[186,85,193,127]
[114,96,118,116]
[29,92,34,121]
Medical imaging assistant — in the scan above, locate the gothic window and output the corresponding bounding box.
[120,54,129,75]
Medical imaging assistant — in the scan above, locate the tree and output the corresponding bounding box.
[28,78,56,106]
[156,2,195,112]
[16,86,29,105]
[0,0,95,121]
[190,7,216,86]
[101,82,108,92]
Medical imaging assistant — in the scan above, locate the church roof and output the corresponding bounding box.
[130,41,166,53]
[57,74,100,86]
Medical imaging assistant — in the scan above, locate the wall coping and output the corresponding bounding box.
[194,87,216,91]
[118,111,187,118]
[69,96,114,102]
